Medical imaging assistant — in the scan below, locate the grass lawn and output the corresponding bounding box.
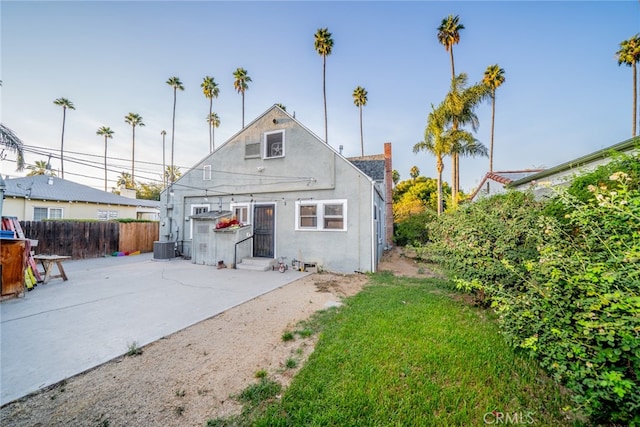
[215,273,584,426]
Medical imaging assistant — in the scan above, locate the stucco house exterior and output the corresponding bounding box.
[159,105,393,273]
[508,136,639,197]
[1,175,160,221]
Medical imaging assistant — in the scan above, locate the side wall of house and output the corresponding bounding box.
[160,108,377,273]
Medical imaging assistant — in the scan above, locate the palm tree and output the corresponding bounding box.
[352,86,368,156]
[233,68,251,128]
[53,97,75,178]
[409,165,420,180]
[116,172,134,189]
[414,106,450,215]
[161,130,167,188]
[0,124,25,171]
[483,64,506,190]
[275,103,287,111]
[437,15,464,198]
[201,76,220,152]
[392,169,400,186]
[616,34,640,137]
[437,15,464,82]
[166,76,184,184]
[96,126,114,191]
[314,28,334,144]
[124,113,145,184]
[164,165,182,185]
[27,160,55,176]
[440,73,490,205]
[206,113,221,150]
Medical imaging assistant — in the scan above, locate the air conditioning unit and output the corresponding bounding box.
[153,241,175,261]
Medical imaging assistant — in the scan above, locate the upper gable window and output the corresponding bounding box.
[203,164,212,180]
[264,130,285,159]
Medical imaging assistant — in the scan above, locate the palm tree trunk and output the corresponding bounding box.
[60,108,66,179]
[171,88,177,184]
[104,137,108,192]
[436,157,444,215]
[359,105,364,156]
[488,92,496,193]
[131,127,136,184]
[209,98,213,152]
[633,62,637,137]
[449,47,455,82]
[323,55,328,144]
[242,92,245,128]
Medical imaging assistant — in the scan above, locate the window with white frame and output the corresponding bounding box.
[203,164,212,181]
[231,203,251,225]
[264,130,284,159]
[295,200,346,231]
[33,207,63,221]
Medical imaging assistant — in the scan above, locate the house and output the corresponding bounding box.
[468,170,543,201]
[1,175,160,221]
[159,105,393,273]
[508,136,639,197]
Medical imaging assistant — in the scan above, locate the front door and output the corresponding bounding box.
[253,204,275,258]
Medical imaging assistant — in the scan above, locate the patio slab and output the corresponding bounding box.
[0,253,308,406]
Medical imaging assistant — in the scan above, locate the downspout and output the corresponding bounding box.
[371,177,376,273]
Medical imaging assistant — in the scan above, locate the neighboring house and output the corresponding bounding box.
[509,136,639,197]
[160,105,393,273]
[1,175,160,221]
[468,170,543,201]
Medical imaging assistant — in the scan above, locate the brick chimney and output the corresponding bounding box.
[384,142,393,248]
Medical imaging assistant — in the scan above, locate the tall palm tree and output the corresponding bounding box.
[166,76,184,184]
[437,15,464,197]
[440,73,490,205]
[352,86,368,156]
[206,113,221,150]
[161,130,167,188]
[616,34,640,137]
[201,76,220,152]
[53,97,75,179]
[96,126,114,191]
[0,123,25,171]
[314,28,334,144]
[414,106,450,215]
[233,68,251,128]
[27,160,55,177]
[437,15,464,82]
[483,64,506,190]
[409,165,420,180]
[124,113,145,184]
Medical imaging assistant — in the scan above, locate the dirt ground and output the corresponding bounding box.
[0,247,434,427]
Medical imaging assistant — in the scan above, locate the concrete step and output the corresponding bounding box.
[236,257,275,272]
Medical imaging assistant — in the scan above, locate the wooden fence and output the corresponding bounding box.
[19,221,159,259]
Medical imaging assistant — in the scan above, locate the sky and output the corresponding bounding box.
[1,0,639,194]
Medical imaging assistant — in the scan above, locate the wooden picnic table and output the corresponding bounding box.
[33,255,71,284]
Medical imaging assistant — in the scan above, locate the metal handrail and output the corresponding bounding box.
[233,234,254,269]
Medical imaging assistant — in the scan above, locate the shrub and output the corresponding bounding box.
[393,210,436,246]
[423,191,544,298]
[495,173,639,424]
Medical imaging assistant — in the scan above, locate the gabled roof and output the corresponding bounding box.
[509,136,640,188]
[348,154,385,181]
[3,175,160,208]
[468,170,543,201]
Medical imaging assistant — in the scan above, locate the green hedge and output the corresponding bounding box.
[421,155,640,424]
